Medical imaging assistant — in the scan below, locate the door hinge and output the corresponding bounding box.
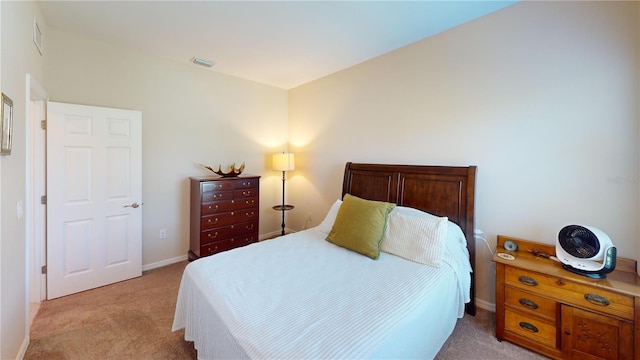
[41,120,46,130]
[40,195,46,205]
[41,265,47,275]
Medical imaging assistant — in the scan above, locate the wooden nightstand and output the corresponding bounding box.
[493,236,640,360]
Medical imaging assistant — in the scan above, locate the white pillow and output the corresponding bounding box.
[381,207,449,267]
[317,199,343,234]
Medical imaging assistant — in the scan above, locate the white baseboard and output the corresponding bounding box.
[260,230,282,240]
[17,335,29,360]
[146,231,295,270]
[259,228,298,240]
[142,254,188,271]
[476,298,496,312]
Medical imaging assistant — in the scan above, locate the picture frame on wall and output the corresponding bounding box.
[1,93,14,155]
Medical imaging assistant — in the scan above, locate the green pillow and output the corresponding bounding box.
[326,194,396,259]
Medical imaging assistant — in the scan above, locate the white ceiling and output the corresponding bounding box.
[37,1,516,89]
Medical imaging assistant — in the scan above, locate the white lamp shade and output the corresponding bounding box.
[273,153,295,171]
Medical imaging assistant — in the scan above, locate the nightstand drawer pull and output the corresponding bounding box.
[584,293,610,306]
[518,298,539,310]
[518,276,538,286]
[519,322,539,333]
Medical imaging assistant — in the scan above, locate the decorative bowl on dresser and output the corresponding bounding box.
[189,175,260,261]
[493,235,640,360]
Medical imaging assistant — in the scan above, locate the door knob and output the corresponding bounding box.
[124,202,142,208]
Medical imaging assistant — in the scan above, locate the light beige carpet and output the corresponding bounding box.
[25,261,196,359]
[25,260,547,359]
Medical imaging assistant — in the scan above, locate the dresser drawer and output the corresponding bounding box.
[234,197,258,210]
[234,188,258,198]
[200,234,258,257]
[505,286,557,321]
[201,197,258,215]
[234,178,258,189]
[202,180,234,192]
[505,308,557,349]
[199,220,259,243]
[202,190,233,203]
[505,267,634,320]
[201,209,259,230]
[231,220,258,235]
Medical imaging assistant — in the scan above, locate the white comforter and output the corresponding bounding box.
[173,226,471,359]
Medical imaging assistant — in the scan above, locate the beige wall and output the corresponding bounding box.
[44,29,289,267]
[1,1,46,358]
[288,1,640,308]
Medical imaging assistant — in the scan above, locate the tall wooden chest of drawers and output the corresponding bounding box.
[189,175,260,261]
[493,236,640,360]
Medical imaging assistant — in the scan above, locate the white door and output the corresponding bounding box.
[46,102,142,299]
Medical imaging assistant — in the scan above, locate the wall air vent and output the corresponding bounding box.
[190,57,215,68]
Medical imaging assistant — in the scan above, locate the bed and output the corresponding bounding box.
[173,162,477,359]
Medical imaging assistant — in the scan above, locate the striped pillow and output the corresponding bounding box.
[318,199,343,234]
[381,211,448,267]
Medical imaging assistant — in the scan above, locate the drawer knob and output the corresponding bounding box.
[584,293,610,306]
[518,322,539,333]
[246,211,255,218]
[518,298,539,310]
[208,205,219,211]
[207,218,219,225]
[208,232,218,239]
[518,276,538,286]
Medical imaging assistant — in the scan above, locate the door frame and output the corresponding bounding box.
[26,74,47,310]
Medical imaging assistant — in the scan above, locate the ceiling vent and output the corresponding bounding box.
[190,57,215,68]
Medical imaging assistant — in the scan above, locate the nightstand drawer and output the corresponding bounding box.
[505,308,557,349]
[505,266,634,320]
[505,287,556,321]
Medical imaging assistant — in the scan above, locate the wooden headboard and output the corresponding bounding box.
[342,162,477,315]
